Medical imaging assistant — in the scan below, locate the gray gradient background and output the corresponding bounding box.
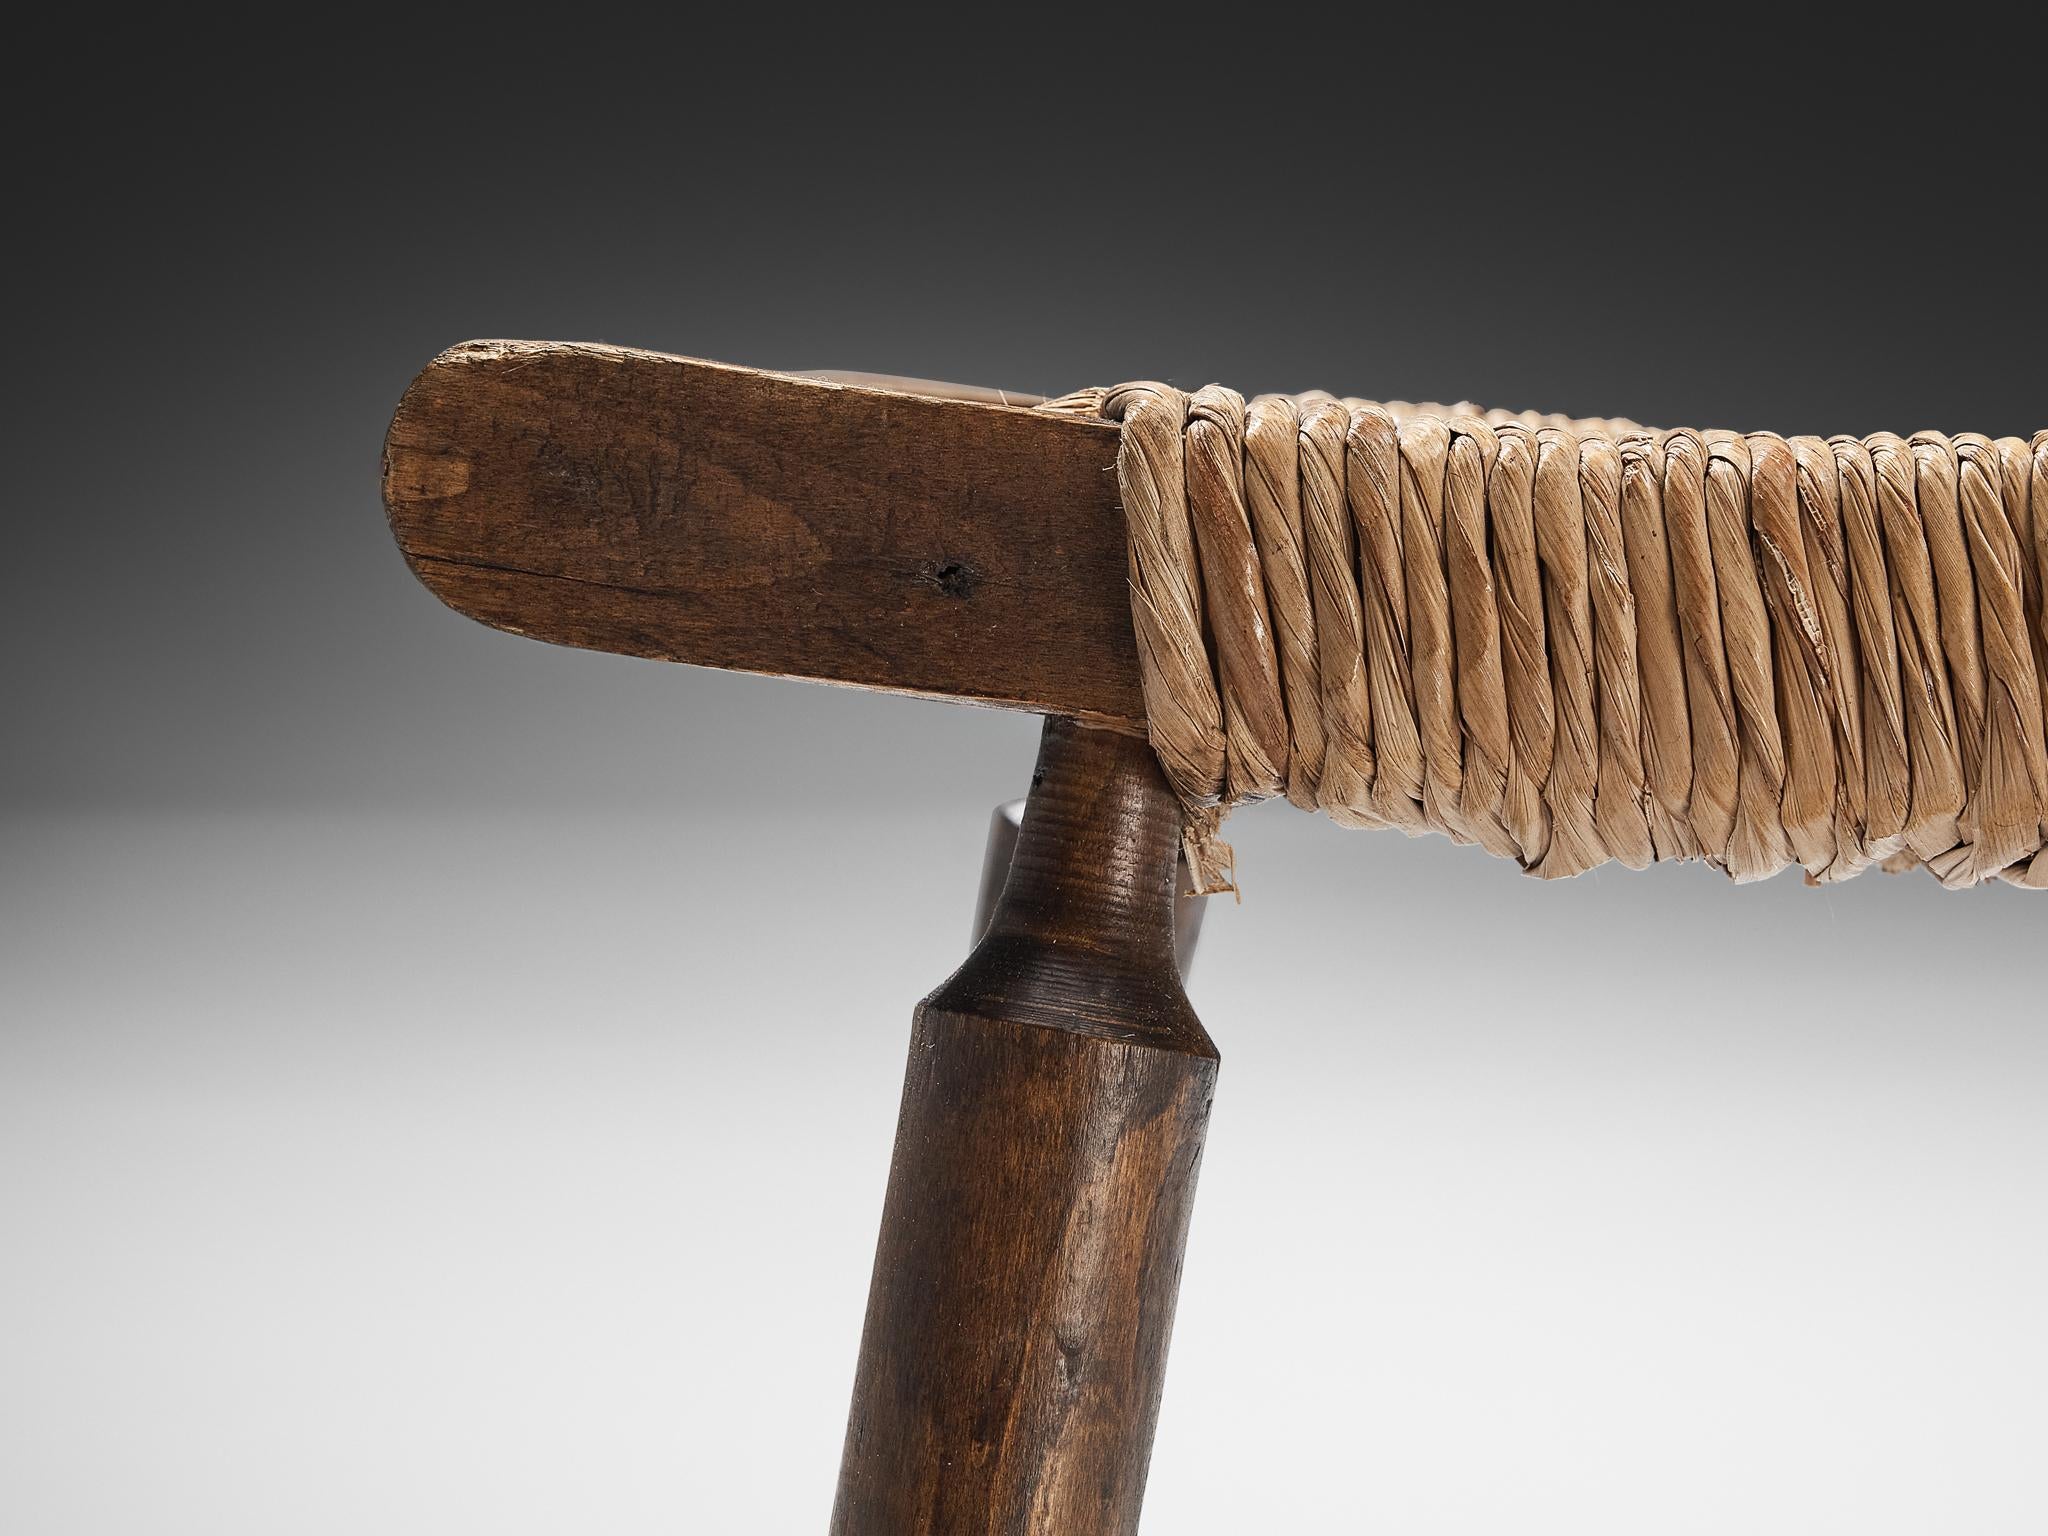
[4,31,2044,1534]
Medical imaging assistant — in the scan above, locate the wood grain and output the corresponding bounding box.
[383,341,1144,726]
[832,718,1217,1535]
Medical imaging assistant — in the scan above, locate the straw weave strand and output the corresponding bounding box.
[1043,386,2048,895]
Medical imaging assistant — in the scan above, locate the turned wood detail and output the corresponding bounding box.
[831,718,1218,1536]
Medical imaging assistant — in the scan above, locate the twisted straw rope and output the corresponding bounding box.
[1043,385,2048,895]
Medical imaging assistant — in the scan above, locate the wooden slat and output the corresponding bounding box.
[382,341,1144,726]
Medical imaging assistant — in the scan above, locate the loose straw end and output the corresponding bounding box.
[1180,805,1239,900]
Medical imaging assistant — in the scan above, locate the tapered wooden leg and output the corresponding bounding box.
[831,717,1219,1536]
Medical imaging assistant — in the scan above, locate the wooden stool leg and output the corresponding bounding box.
[830,717,1219,1536]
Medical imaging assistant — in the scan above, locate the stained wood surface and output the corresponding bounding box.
[970,799,1207,980]
[382,341,1144,726]
[832,719,1216,1536]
